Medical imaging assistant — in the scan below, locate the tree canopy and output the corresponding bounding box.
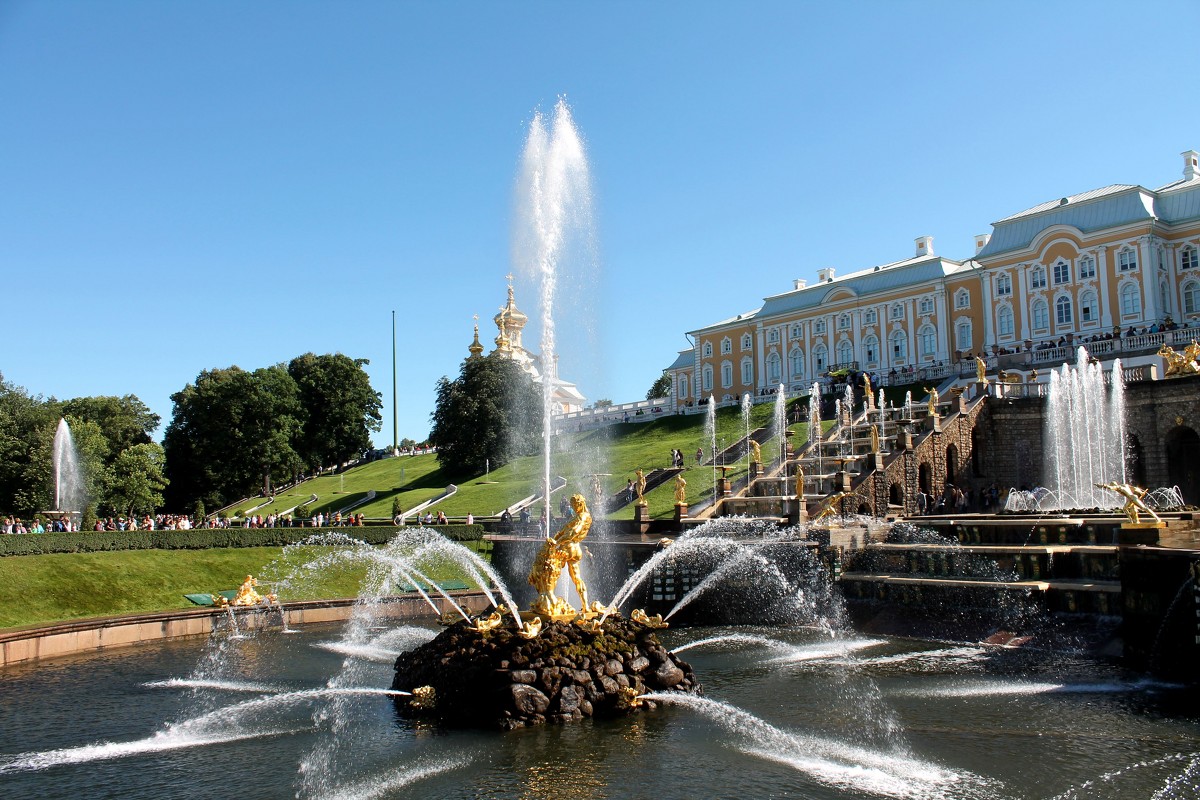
[288,352,382,471]
[647,370,672,401]
[428,353,542,479]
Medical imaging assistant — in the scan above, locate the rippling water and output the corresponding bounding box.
[1,622,1198,799]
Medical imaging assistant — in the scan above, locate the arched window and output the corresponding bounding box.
[837,340,854,365]
[678,374,689,399]
[1160,281,1172,316]
[1120,283,1141,316]
[790,348,805,378]
[919,324,937,356]
[954,289,970,309]
[1080,290,1099,323]
[996,274,1012,296]
[766,352,781,383]
[1029,266,1046,289]
[955,320,972,351]
[702,365,713,392]
[741,333,752,351]
[862,335,879,365]
[814,345,828,373]
[702,342,712,358]
[721,361,733,388]
[741,357,753,386]
[1055,295,1073,325]
[720,337,732,355]
[997,304,1014,337]
[890,330,908,364]
[1183,281,1200,315]
[1032,298,1049,330]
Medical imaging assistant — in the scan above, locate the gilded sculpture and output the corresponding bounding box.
[1157,341,1200,376]
[794,464,805,498]
[527,493,592,618]
[634,468,648,506]
[674,472,687,505]
[1096,482,1162,525]
[870,424,880,453]
[923,387,939,416]
[862,373,874,409]
[750,439,762,463]
[975,355,987,383]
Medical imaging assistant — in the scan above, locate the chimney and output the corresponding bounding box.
[793,279,807,290]
[1183,150,1200,181]
[974,233,991,254]
[915,236,934,257]
[816,267,835,283]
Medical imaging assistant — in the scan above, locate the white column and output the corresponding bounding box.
[1140,237,1160,322]
[980,273,995,345]
[1096,248,1113,329]
[905,301,916,365]
[755,324,766,390]
[1016,267,1030,341]
[935,289,950,361]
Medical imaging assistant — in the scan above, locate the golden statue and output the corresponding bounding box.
[923,387,939,415]
[1096,482,1162,525]
[1158,342,1200,376]
[794,464,805,498]
[811,491,853,522]
[674,472,687,505]
[862,373,874,409]
[634,469,648,507]
[975,355,987,383]
[469,610,503,633]
[750,439,762,463]
[527,493,592,618]
[870,424,880,453]
[631,608,668,628]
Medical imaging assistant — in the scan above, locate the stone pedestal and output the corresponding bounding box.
[787,497,808,526]
[868,452,885,472]
[974,380,989,400]
[1119,521,1166,546]
[717,477,731,496]
[673,503,688,525]
[749,461,761,480]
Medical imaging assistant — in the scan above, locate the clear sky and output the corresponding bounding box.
[3,1,1199,445]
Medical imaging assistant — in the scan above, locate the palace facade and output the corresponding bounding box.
[668,149,1200,408]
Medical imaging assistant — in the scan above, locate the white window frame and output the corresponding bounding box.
[1183,280,1200,315]
[954,289,970,309]
[1118,248,1138,272]
[1055,294,1073,326]
[996,274,1013,296]
[813,345,828,373]
[919,325,937,356]
[955,320,972,351]
[837,313,851,331]
[1053,260,1070,285]
[863,309,877,324]
[702,365,713,392]
[1080,290,1098,323]
[862,335,879,365]
[890,303,905,320]
[741,357,754,385]
[766,352,780,384]
[1182,246,1199,271]
[890,330,908,364]
[1120,282,1141,316]
[837,340,854,365]
[1029,266,1047,289]
[721,360,733,388]
[814,320,827,335]
[997,304,1015,337]
[740,333,752,351]
[1031,298,1049,331]
[702,342,712,358]
[789,348,805,377]
[720,336,732,355]
[1079,255,1096,279]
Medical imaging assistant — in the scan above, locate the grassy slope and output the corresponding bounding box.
[227,402,814,522]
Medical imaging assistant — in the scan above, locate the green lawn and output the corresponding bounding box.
[0,543,484,631]
[219,401,822,524]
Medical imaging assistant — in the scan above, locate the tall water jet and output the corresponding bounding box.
[513,99,595,520]
[1045,348,1127,509]
[704,396,717,493]
[741,393,752,466]
[809,383,823,483]
[773,384,787,467]
[53,418,84,512]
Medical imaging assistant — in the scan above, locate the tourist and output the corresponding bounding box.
[393,509,404,526]
[436,510,448,524]
[626,479,635,503]
[696,447,703,464]
[466,512,474,525]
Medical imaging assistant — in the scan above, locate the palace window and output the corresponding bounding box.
[862,335,879,365]
[890,303,905,320]
[791,323,803,338]
[890,330,908,364]
[677,374,689,399]
[720,337,732,355]
[1031,298,1049,330]
[741,358,754,385]
[1182,246,1199,271]
[1029,266,1047,289]
[814,320,827,334]
[702,342,712,358]
[790,348,805,378]
[1118,248,1138,272]
[1120,283,1141,316]
[741,333,752,351]
[954,289,970,309]
[814,345,828,372]
[955,320,972,351]
[837,340,854,365]
[996,274,1013,296]
[1053,261,1070,285]
[1183,281,1200,314]
[766,352,781,384]
[919,325,937,356]
[1055,295,1073,326]
[767,329,779,344]
[837,313,851,331]
[702,365,713,392]
[918,297,934,315]
[997,305,1014,337]
[1080,291,1098,323]
[721,361,733,388]
[863,309,877,324]
[1079,255,1096,279]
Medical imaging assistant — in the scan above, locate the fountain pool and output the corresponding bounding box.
[2,619,1199,799]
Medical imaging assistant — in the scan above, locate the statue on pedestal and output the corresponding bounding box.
[1096,482,1161,525]
[528,494,593,618]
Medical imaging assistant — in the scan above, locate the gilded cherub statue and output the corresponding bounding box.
[527,493,593,618]
[1096,482,1161,525]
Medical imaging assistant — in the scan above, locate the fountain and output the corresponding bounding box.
[51,418,84,514]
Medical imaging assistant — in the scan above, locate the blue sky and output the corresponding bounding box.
[3,1,1198,445]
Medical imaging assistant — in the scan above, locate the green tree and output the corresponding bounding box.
[647,370,672,400]
[0,374,58,514]
[108,442,168,516]
[288,353,382,471]
[428,353,542,479]
[163,365,304,509]
[60,395,159,457]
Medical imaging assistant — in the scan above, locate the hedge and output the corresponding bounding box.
[0,524,485,557]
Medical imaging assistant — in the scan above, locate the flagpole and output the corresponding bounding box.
[392,309,398,456]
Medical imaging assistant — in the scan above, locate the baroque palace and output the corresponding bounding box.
[668,149,1200,408]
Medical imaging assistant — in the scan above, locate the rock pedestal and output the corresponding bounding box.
[392,616,701,730]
